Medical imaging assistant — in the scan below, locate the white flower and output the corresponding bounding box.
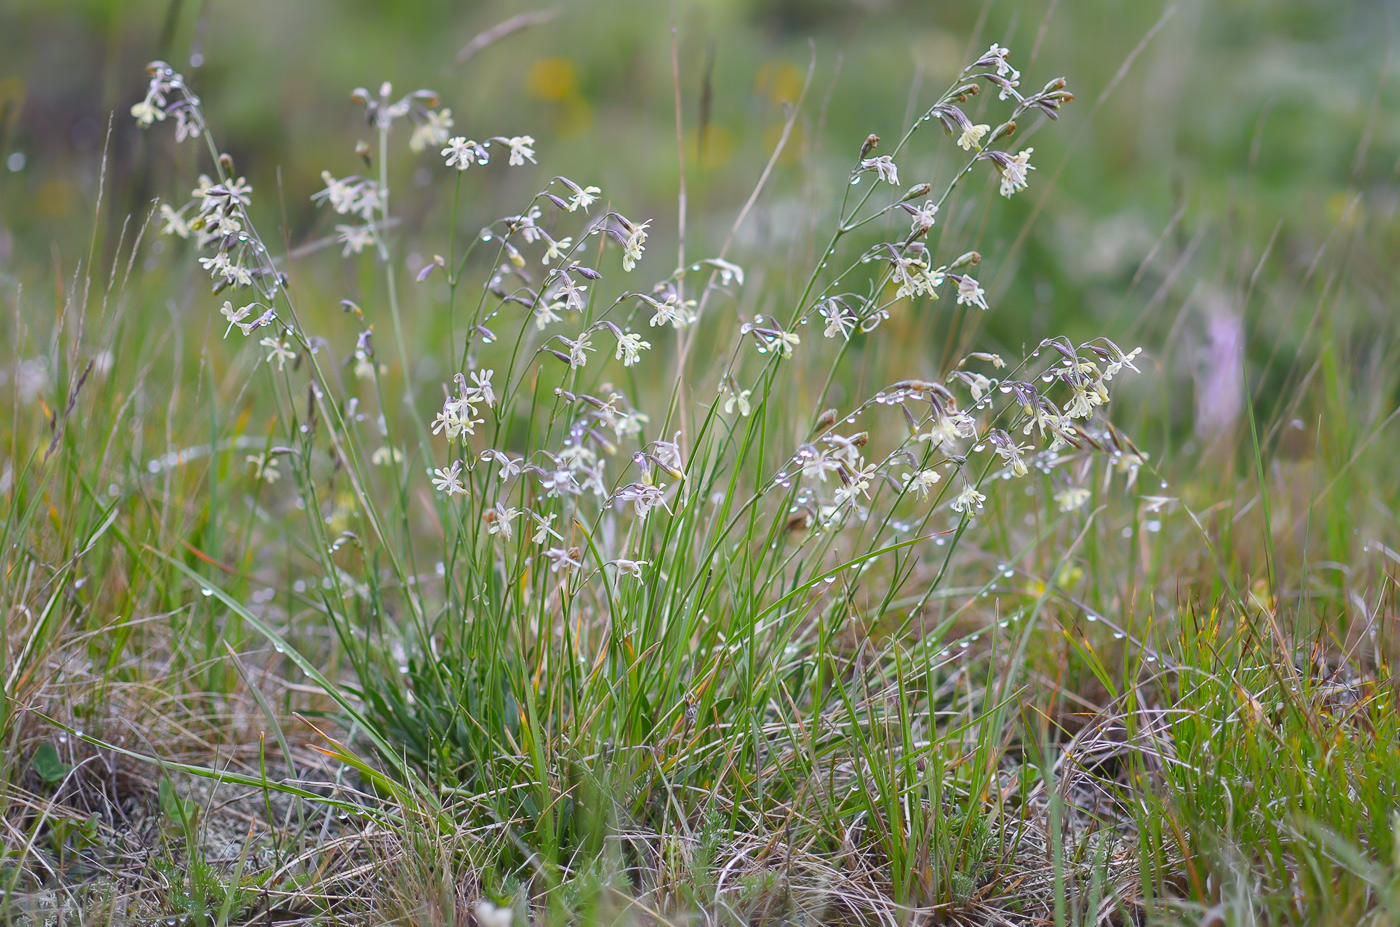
[821,302,856,340]
[1102,347,1142,381]
[557,275,589,314]
[993,439,1030,477]
[622,220,650,272]
[951,485,986,515]
[909,201,939,236]
[337,224,376,257]
[614,483,667,520]
[904,468,942,499]
[131,99,165,127]
[773,330,800,358]
[1064,381,1107,419]
[544,546,581,574]
[487,503,522,540]
[541,469,579,498]
[371,446,402,466]
[534,301,563,331]
[614,332,650,367]
[567,185,601,212]
[409,108,453,153]
[530,511,562,544]
[955,275,988,311]
[724,388,752,417]
[159,204,190,238]
[542,236,573,265]
[315,171,360,215]
[505,135,537,166]
[958,123,990,151]
[860,156,899,186]
[474,901,513,927]
[468,369,496,408]
[608,558,648,579]
[985,43,1014,75]
[260,336,297,370]
[833,464,875,507]
[648,294,695,329]
[566,332,594,369]
[998,148,1034,197]
[246,453,279,483]
[798,446,839,483]
[442,136,477,170]
[220,301,252,337]
[613,408,648,439]
[1055,486,1091,512]
[431,461,466,495]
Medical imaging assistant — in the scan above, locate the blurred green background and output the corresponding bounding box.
[1,0,1396,440]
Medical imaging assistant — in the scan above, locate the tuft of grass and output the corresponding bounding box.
[3,7,1399,927]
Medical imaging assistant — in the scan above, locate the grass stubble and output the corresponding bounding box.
[3,11,1400,927]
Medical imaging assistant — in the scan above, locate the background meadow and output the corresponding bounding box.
[3,1,1400,924]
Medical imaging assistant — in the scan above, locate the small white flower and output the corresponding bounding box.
[567,185,601,212]
[467,369,496,408]
[260,336,297,370]
[833,463,876,507]
[159,203,191,238]
[336,224,376,257]
[442,136,477,170]
[955,275,988,311]
[860,156,899,186]
[246,453,280,483]
[614,482,667,520]
[998,148,1034,197]
[613,408,649,439]
[557,275,589,313]
[541,469,579,498]
[993,439,1030,477]
[614,332,650,367]
[487,503,522,540]
[724,388,752,417]
[431,460,466,495]
[544,546,581,574]
[566,332,594,369]
[219,301,252,337]
[776,330,800,358]
[506,135,537,166]
[958,123,990,151]
[473,901,513,927]
[608,558,648,579]
[409,108,453,153]
[371,446,403,467]
[904,468,942,499]
[909,201,939,236]
[951,485,986,515]
[798,446,839,483]
[622,220,650,272]
[131,99,164,127]
[821,301,856,340]
[542,236,573,265]
[530,511,562,544]
[534,301,563,331]
[648,294,695,329]
[1055,486,1091,512]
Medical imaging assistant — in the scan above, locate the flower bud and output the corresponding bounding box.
[860,134,880,159]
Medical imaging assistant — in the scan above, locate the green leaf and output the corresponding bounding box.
[159,776,197,826]
[32,742,72,784]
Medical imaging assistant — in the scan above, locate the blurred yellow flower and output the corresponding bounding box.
[526,57,577,101]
